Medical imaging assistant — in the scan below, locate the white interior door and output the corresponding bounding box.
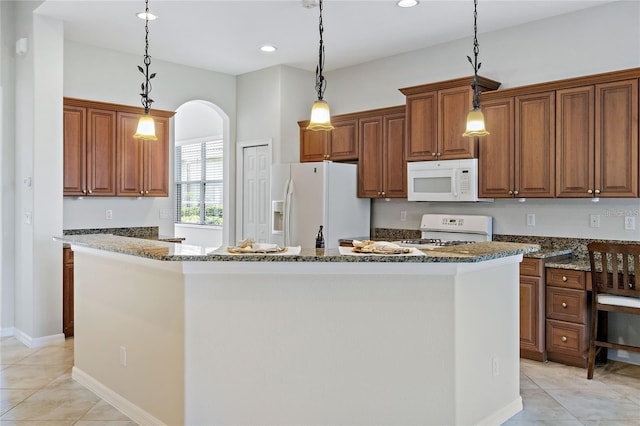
[241,145,270,242]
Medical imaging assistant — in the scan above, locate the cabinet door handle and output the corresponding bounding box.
[588,189,593,194]
[561,336,568,342]
[562,276,568,282]
[145,190,149,195]
[82,189,87,194]
[562,302,568,308]
[513,190,519,196]
[381,192,385,196]
[88,189,92,194]
[508,190,514,195]
[595,189,601,194]
[140,191,144,195]
[431,152,437,157]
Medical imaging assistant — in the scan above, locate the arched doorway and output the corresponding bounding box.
[173,100,231,247]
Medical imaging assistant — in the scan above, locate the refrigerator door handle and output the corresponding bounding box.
[283,178,293,247]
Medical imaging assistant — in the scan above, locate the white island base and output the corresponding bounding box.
[71,247,523,425]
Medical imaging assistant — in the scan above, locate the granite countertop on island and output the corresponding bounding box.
[54,234,539,263]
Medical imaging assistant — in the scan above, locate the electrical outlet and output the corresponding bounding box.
[400,211,407,222]
[24,211,32,225]
[526,213,535,226]
[590,214,600,228]
[120,346,127,367]
[625,216,636,231]
[492,357,499,376]
[105,209,113,220]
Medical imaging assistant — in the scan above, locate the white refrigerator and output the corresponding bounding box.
[270,161,370,248]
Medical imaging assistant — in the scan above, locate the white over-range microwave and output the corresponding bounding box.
[407,158,492,202]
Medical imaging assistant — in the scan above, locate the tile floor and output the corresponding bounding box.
[2,336,640,425]
[1,336,136,425]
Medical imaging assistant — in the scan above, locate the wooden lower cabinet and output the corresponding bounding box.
[545,268,589,367]
[520,258,546,361]
[62,247,74,337]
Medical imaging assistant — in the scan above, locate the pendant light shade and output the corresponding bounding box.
[308,100,333,131]
[463,0,489,138]
[134,114,158,140]
[463,108,489,137]
[133,0,158,140]
[307,0,334,131]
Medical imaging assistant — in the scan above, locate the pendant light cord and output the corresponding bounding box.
[467,0,481,110]
[315,0,327,101]
[138,0,156,114]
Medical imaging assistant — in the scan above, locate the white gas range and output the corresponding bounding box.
[396,214,493,250]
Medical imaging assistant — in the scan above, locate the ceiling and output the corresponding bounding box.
[35,0,617,76]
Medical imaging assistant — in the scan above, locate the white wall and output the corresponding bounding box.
[0,0,17,335]
[319,0,640,239]
[237,65,313,165]
[63,41,237,237]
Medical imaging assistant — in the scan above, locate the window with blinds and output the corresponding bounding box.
[175,140,223,225]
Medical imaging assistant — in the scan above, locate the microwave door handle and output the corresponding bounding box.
[452,170,458,198]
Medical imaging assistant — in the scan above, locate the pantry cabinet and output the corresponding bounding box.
[556,79,638,198]
[299,118,358,162]
[400,76,501,161]
[117,112,170,197]
[479,92,555,198]
[358,107,406,198]
[63,105,117,196]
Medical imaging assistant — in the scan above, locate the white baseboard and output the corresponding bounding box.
[476,396,523,426]
[72,366,167,426]
[1,327,14,338]
[13,329,65,348]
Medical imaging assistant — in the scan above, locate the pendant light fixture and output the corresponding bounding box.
[307,0,334,131]
[133,0,158,140]
[463,0,489,137]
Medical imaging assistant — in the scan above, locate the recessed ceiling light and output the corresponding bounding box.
[397,0,419,8]
[136,11,157,20]
[260,45,277,53]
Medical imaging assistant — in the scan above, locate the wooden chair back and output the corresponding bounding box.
[588,241,640,301]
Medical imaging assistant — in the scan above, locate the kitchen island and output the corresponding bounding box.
[56,234,538,426]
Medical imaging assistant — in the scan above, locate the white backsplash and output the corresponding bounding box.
[372,197,640,241]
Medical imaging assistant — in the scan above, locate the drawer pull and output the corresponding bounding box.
[562,276,568,282]
[562,302,568,308]
[561,336,568,342]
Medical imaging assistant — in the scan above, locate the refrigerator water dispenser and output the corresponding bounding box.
[272,200,284,234]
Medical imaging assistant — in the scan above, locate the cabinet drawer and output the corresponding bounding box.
[520,258,543,277]
[546,268,585,290]
[546,287,587,323]
[546,319,588,356]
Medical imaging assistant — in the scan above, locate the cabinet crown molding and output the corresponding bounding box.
[399,75,501,96]
[63,97,176,118]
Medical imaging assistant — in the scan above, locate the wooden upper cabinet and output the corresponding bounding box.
[358,116,383,198]
[300,127,329,162]
[438,86,476,160]
[382,112,407,198]
[596,79,638,197]
[329,119,358,160]
[515,92,556,198]
[556,79,638,198]
[404,91,437,160]
[117,112,169,197]
[358,106,406,198]
[556,86,595,197]
[479,92,555,198]
[478,97,515,198]
[401,76,501,161]
[299,117,358,162]
[63,106,87,195]
[63,105,116,196]
[64,97,174,198]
